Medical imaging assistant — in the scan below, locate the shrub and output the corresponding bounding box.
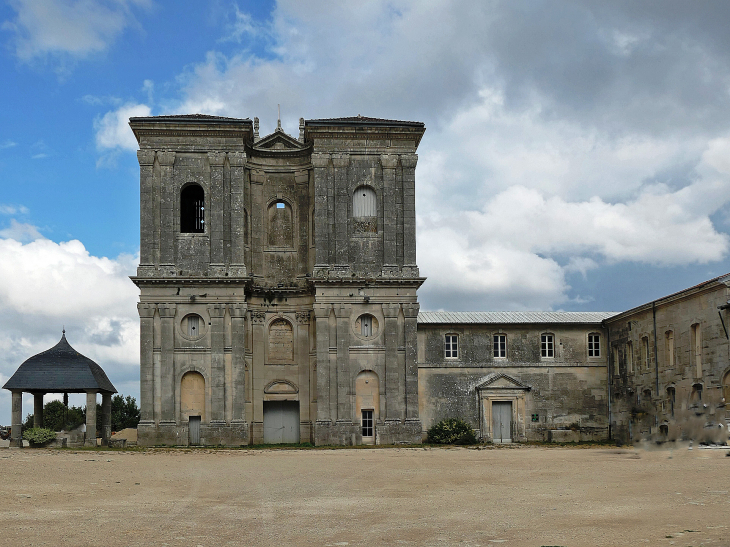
[23,427,56,445]
[426,418,477,445]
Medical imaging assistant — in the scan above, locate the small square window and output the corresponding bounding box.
[445,334,458,358]
[493,334,506,358]
[588,333,600,357]
[541,334,554,358]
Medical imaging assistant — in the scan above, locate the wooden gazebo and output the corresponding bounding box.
[2,331,117,447]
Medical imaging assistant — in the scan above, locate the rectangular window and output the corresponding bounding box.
[665,330,674,369]
[691,323,702,377]
[642,336,649,369]
[588,333,600,357]
[361,316,372,337]
[445,334,458,358]
[541,334,554,358]
[627,341,634,374]
[493,334,506,358]
[361,410,373,438]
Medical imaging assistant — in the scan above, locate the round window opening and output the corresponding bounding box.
[355,314,379,338]
[182,314,205,339]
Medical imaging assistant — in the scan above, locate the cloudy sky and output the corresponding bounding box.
[2,0,730,424]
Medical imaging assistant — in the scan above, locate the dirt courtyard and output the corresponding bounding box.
[1,444,729,547]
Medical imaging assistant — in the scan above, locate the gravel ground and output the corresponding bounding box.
[1,444,728,547]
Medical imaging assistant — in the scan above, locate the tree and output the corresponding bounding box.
[22,401,85,432]
[93,394,141,433]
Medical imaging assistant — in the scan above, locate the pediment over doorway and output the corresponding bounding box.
[264,380,299,394]
[476,373,531,391]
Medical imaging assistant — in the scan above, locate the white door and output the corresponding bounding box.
[263,401,300,444]
[492,401,512,443]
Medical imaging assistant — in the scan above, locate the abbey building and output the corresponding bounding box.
[130,114,730,446]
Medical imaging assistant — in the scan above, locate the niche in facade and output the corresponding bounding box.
[353,186,377,234]
[181,313,205,339]
[180,371,205,420]
[268,318,293,363]
[181,184,205,233]
[355,314,379,338]
[268,200,293,247]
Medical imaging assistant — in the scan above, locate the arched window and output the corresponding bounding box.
[666,386,675,417]
[268,200,293,247]
[353,186,377,217]
[181,185,205,233]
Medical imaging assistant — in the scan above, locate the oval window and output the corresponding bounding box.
[182,314,205,339]
[355,314,379,338]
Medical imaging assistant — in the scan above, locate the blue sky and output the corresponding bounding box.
[3,0,730,423]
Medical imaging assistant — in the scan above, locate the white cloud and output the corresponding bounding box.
[0,235,139,425]
[0,140,17,149]
[94,102,151,151]
[0,204,29,215]
[0,219,43,242]
[3,0,150,62]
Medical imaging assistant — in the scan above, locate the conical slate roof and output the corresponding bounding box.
[2,333,117,393]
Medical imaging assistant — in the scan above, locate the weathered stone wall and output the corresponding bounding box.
[418,324,609,442]
[606,277,730,444]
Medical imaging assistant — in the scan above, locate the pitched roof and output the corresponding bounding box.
[417,311,619,325]
[2,333,117,393]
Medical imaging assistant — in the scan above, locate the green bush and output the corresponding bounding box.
[426,418,477,445]
[22,427,56,445]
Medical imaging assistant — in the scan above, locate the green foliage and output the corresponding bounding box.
[426,418,478,445]
[111,395,140,431]
[23,402,85,432]
[22,427,56,445]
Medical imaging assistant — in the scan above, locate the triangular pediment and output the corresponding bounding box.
[476,373,530,391]
[253,129,307,151]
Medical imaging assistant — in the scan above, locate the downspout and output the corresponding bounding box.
[653,302,659,428]
[605,320,612,441]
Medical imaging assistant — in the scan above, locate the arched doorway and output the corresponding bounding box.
[181,372,205,445]
[355,371,380,445]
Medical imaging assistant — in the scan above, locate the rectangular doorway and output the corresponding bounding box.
[189,415,201,446]
[361,409,374,445]
[492,401,512,443]
[263,401,300,444]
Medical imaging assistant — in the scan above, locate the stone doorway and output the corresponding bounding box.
[492,401,512,443]
[263,401,300,444]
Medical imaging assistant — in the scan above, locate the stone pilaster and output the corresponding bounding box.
[157,151,176,267]
[11,391,22,448]
[85,391,97,447]
[381,154,399,268]
[332,154,350,265]
[229,152,247,270]
[138,303,156,424]
[312,153,331,269]
[402,302,420,421]
[137,150,157,266]
[208,303,227,423]
[400,154,418,267]
[208,151,226,266]
[230,304,247,422]
[314,304,332,422]
[383,303,401,421]
[335,303,352,422]
[157,304,177,423]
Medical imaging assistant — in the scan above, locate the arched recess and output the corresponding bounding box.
[181,371,205,421]
[268,200,293,247]
[722,370,730,410]
[353,186,377,217]
[268,318,294,363]
[355,370,380,445]
[181,184,205,233]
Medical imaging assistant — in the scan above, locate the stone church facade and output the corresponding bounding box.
[132,114,728,447]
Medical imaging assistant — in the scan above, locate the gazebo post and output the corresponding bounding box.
[101,392,112,445]
[85,391,97,447]
[11,391,23,448]
[33,393,44,428]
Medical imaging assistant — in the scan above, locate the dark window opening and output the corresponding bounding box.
[181,185,205,233]
[362,409,373,437]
